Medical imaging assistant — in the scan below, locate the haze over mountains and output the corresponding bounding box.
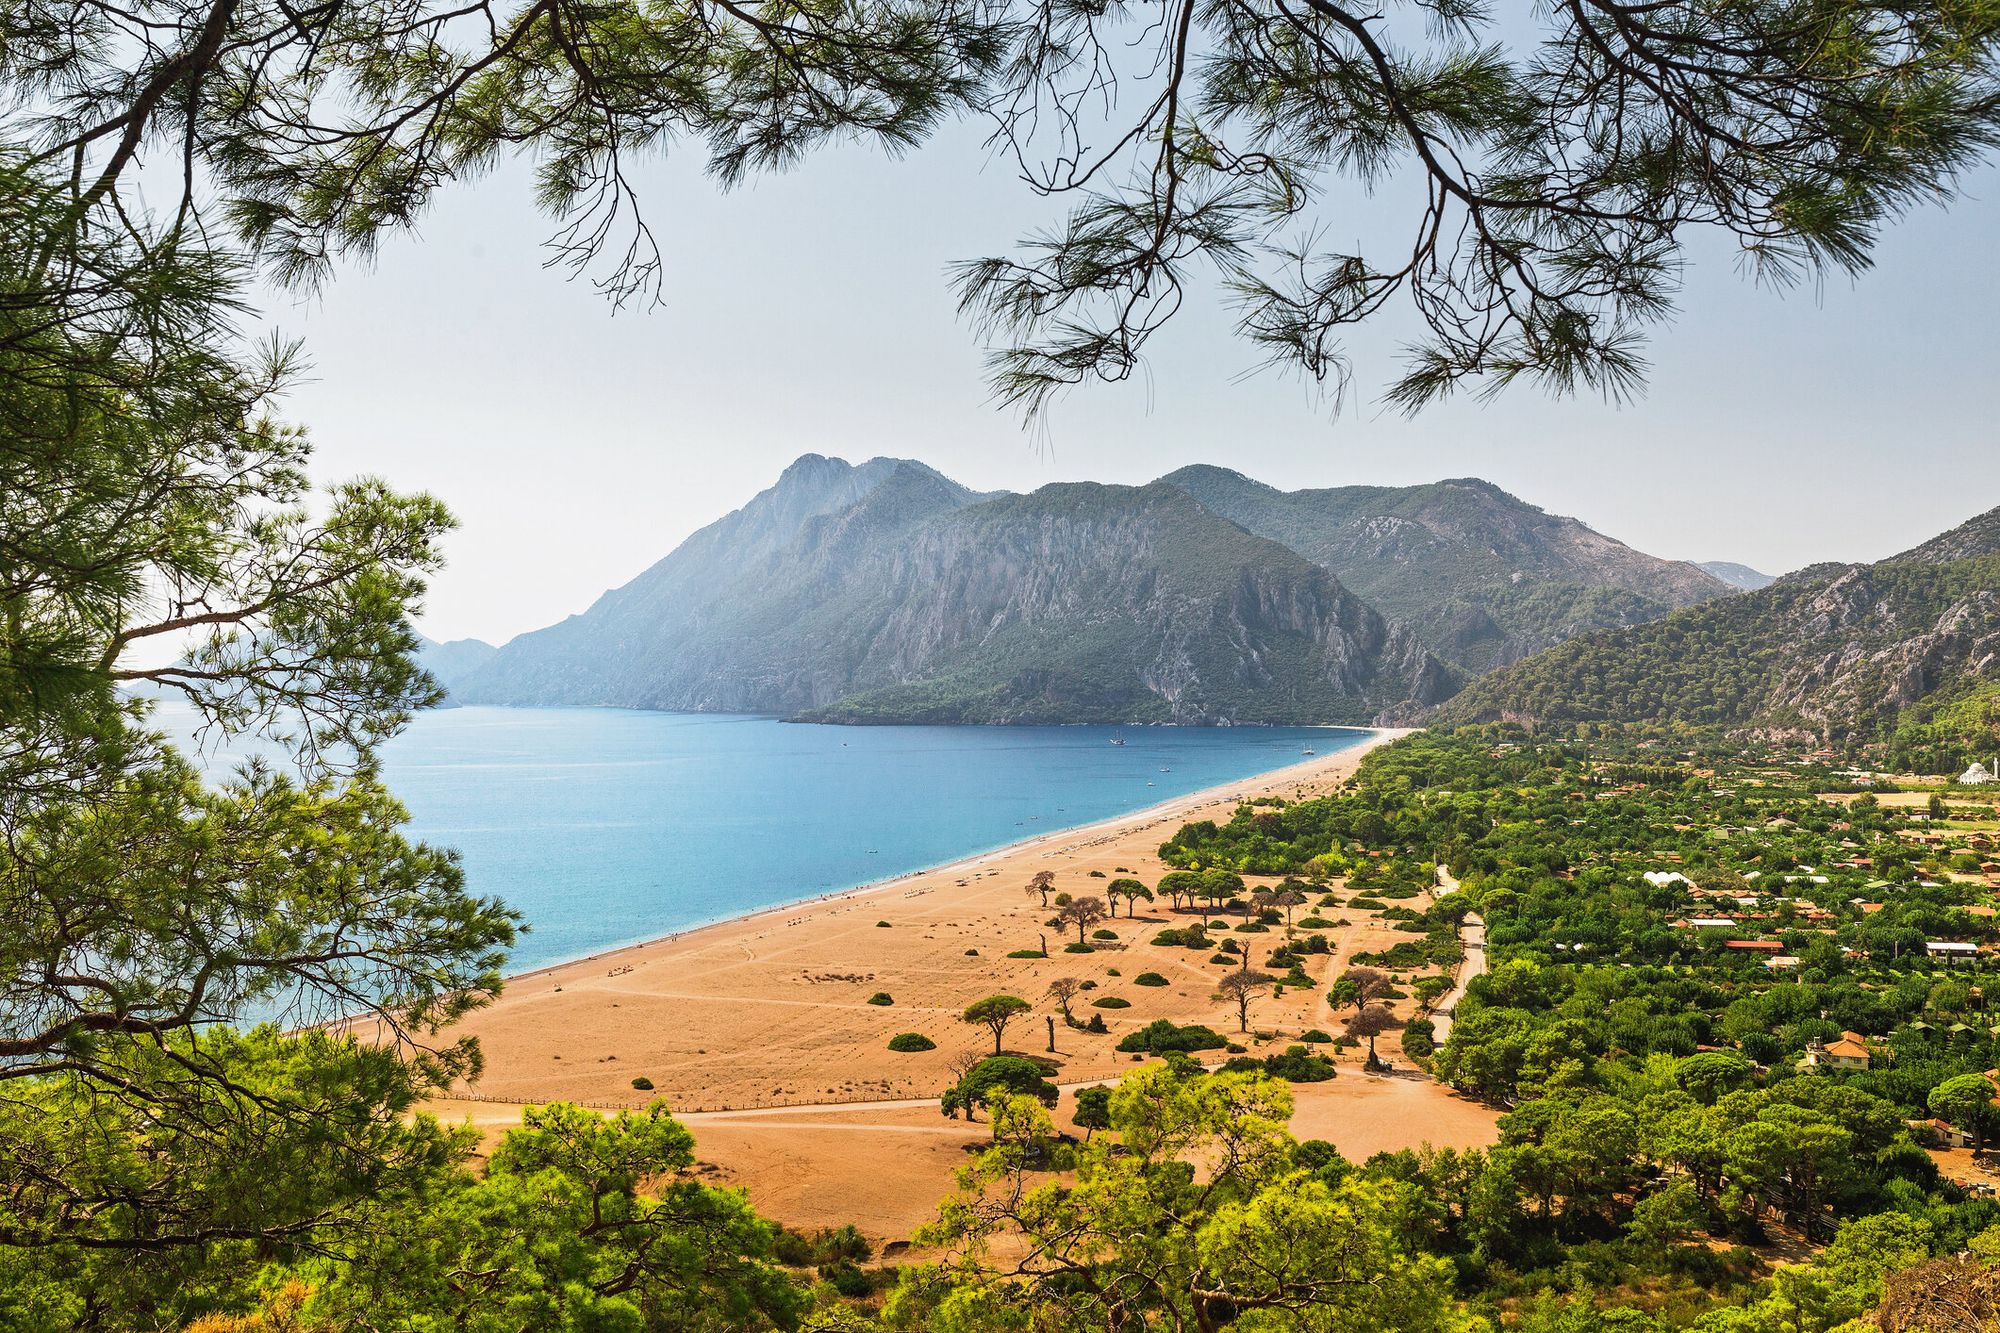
[1696,561,1776,592]
[443,455,1740,725]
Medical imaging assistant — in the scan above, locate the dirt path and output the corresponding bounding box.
[425,1066,1498,1244]
[1428,867,1485,1046]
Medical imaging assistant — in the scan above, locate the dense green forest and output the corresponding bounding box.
[1144,728,2000,1327]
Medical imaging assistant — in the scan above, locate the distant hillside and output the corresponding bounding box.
[1441,503,2000,766]
[1158,467,1727,671]
[415,635,497,697]
[453,457,1457,725]
[1698,561,1775,591]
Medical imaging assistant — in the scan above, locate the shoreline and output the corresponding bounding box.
[425,725,1420,1114]
[417,718,1506,1243]
[488,725,1408,988]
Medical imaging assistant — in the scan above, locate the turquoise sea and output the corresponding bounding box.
[183,706,1373,973]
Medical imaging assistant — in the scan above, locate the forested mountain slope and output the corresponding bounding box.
[1158,467,1728,671]
[454,459,1457,724]
[1441,506,2000,763]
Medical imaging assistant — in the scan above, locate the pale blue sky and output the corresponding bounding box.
[258,117,2000,645]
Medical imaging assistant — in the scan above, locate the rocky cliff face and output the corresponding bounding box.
[454,461,1456,725]
[802,482,1456,724]
[1760,568,2000,736]
[1159,466,1730,672]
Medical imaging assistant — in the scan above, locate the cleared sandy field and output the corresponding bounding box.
[429,1071,1498,1243]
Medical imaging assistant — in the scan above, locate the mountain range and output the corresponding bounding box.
[1444,504,2000,761]
[1158,467,1730,670]
[440,456,1744,725]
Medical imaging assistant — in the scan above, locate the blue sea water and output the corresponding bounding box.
[185,706,1372,973]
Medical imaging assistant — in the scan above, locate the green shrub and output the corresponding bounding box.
[1134,972,1170,987]
[819,1260,874,1297]
[1064,942,1096,954]
[876,920,892,928]
[1234,922,1269,933]
[887,1032,936,1052]
[1262,1045,1337,1083]
[630,1076,654,1090]
[1299,1029,1333,1043]
[1092,928,1119,940]
[866,992,893,1006]
[1297,916,1334,929]
[1006,949,1047,959]
[1092,996,1131,1009]
[1104,968,1121,976]
[940,1056,1060,1117]
[1116,1019,1228,1054]
[1087,1014,1110,1033]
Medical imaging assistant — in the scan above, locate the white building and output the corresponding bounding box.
[1964,762,1996,786]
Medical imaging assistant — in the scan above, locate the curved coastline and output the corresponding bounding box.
[491,725,1404,986]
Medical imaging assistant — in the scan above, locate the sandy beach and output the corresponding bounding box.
[423,725,1500,1241]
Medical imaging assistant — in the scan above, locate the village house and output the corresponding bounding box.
[1914,1117,1978,1149]
[1804,1032,1872,1071]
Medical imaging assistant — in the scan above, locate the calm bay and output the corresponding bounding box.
[345,708,1372,971]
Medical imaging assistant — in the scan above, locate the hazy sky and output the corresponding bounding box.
[258,118,2000,647]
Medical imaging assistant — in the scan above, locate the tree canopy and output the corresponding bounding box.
[8,0,1997,418]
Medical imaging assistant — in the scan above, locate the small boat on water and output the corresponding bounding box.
[1109,737,1126,746]
[1301,748,1315,755]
